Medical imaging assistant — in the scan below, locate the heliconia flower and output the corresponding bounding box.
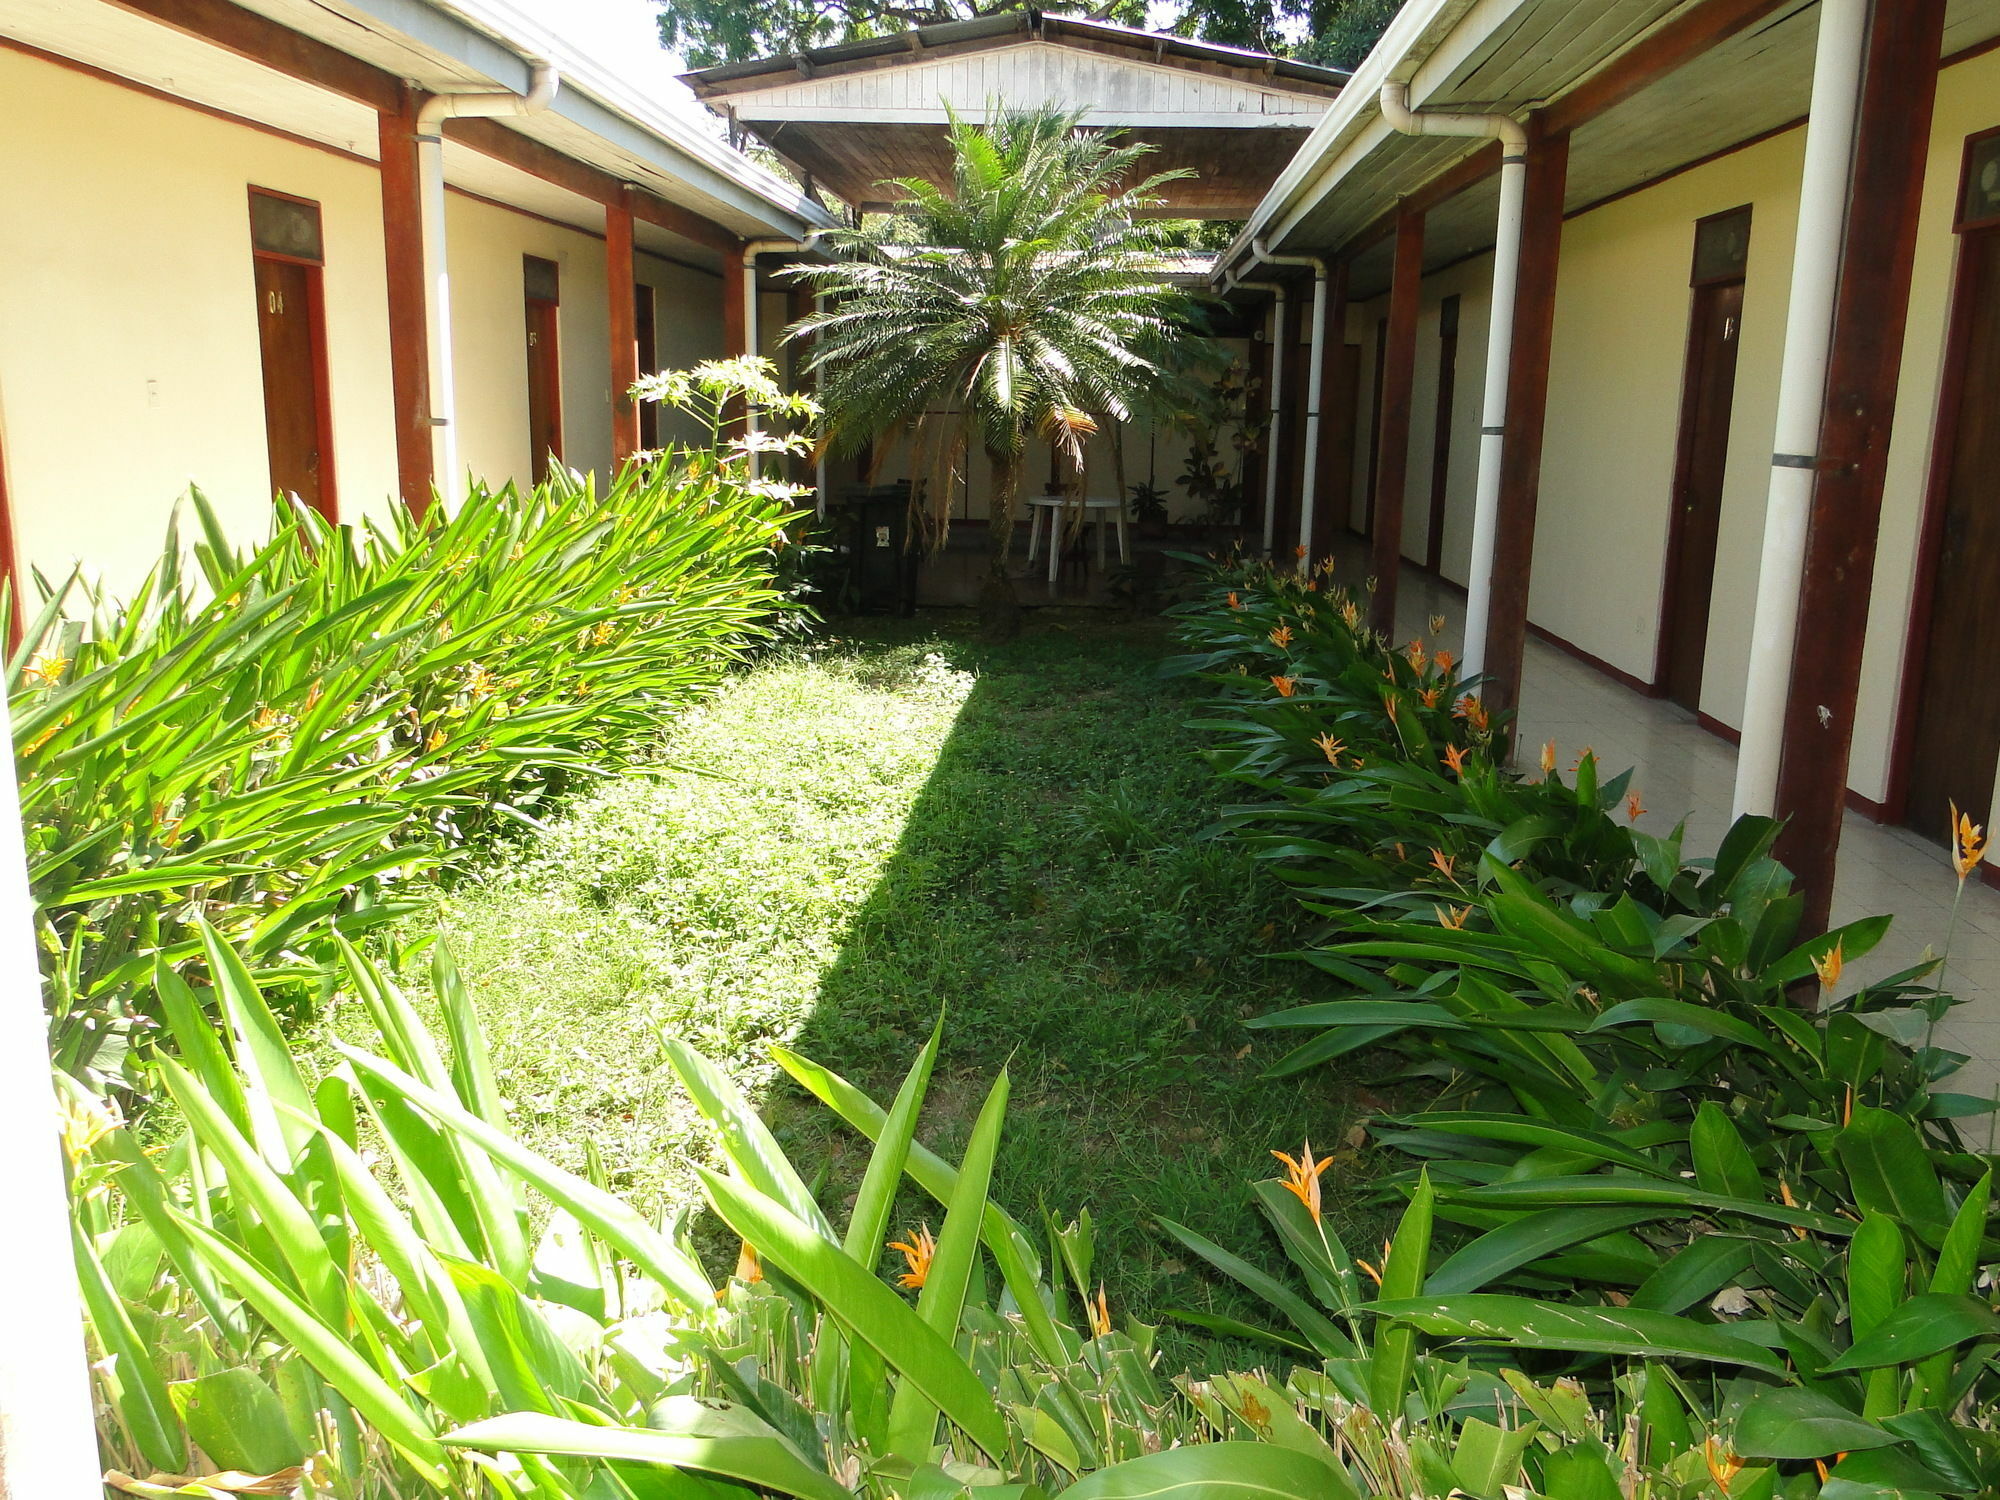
[1625,792,1645,822]
[1313,732,1346,766]
[889,1225,937,1290]
[1434,650,1454,675]
[1453,694,1489,732]
[1295,545,1307,560]
[1703,1438,1743,1489]
[1951,800,1987,881]
[1271,1141,1333,1222]
[1355,1257,1383,1287]
[1429,848,1454,878]
[426,728,448,753]
[1270,625,1294,648]
[25,653,69,687]
[1340,601,1361,629]
[1088,1284,1113,1338]
[1813,939,1843,993]
[1437,904,1472,930]
[1442,744,1470,777]
[1270,675,1298,697]
[735,1240,764,1284]
[1407,640,1428,672]
[1227,591,1242,610]
[1419,687,1442,709]
[1430,614,1447,635]
[1541,740,1558,775]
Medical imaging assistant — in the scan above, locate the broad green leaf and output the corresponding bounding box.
[1823,1294,2000,1372]
[168,1369,306,1476]
[444,1410,849,1500]
[1156,1217,1356,1357]
[1053,1442,1351,1498]
[1732,1386,1895,1459]
[1836,1106,1948,1237]
[1689,1103,1761,1201]
[74,1222,184,1473]
[1369,1294,1786,1372]
[698,1168,1009,1459]
[1426,1207,1665,1295]
[666,1036,834,1241]
[1369,1170,1434,1417]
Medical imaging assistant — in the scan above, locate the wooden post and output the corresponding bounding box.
[1310,260,1352,563]
[1370,206,1424,632]
[377,85,433,510]
[1774,0,1947,934]
[1481,124,1571,719]
[606,199,639,466]
[722,246,748,359]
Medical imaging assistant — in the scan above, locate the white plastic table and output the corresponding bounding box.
[1024,495,1130,583]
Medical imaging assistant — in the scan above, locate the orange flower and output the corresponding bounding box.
[1269,625,1294,648]
[1406,640,1428,672]
[1442,744,1470,777]
[1313,732,1346,766]
[889,1225,936,1290]
[24,654,69,687]
[1227,591,1242,610]
[1271,1141,1333,1222]
[1429,848,1454,879]
[1270,675,1297,698]
[1625,791,1645,822]
[1541,740,1558,775]
[1355,1257,1383,1287]
[1436,904,1471,930]
[1703,1438,1743,1490]
[1434,649,1454,675]
[1453,694,1489,732]
[1295,544,1307,560]
[734,1240,764,1284]
[1951,800,1987,881]
[1813,939,1844,994]
[1339,601,1361,629]
[1419,687,1442,709]
[1088,1284,1113,1338]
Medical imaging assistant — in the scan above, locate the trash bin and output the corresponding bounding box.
[824,482,918,615]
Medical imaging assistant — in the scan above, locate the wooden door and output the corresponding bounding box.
[1903,224,2000,842]
[253,255,332,514]
[524,255,562,483]
[1659,278,1745,711]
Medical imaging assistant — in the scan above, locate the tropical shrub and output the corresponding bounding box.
[18,363,811,1089]
[1160,559,2000,1488]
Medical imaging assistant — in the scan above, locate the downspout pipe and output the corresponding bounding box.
[416,64,560,510]
[738,236,822,479]
[1232,278,1288,556]
[1251,239,1330,571]
[1732,0,1868,821]
[1379,81,1527,681]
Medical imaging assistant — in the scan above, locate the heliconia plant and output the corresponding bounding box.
[15,361,814,1091]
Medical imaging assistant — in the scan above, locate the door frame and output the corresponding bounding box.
[523,254,564,482]
[1884,125,2000,824]
[1651,203,1752,699]
[1424,294,1461,574]
[247,185,337,519]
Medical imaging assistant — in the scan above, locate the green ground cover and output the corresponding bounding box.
[323,612,1372,1356]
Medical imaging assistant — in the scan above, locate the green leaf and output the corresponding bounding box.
[1369,1169,1434,1416]
[666,1036,834,1241]
[1690,1103,1762,1201]
[1426,1207,1666,1295]
[444,1409,850,1500]
[1368,1295,1786,1372]
[1836,1106,1948,1237]
[74,1222,185,1473]
[698,1168,1009,1459]
[168,1369,307,1476]
[1732,1386,1895,1459]
[1053,1442,1352,1498]
[1156,1217,1356,1357]
[1822,1294,2000,1372]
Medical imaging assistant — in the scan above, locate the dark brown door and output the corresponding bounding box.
[524,255,562,483]
[1425,295,1461,573]
[1659,279,1745,711]
[635,280,659,450]
[253,255,332,515]
[1363,314,1388,537]
[1904,225,2000,842]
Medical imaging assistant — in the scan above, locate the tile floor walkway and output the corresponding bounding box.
[1379,563,2000,1103]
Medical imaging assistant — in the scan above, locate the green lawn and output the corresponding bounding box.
[328,611,1375,1364]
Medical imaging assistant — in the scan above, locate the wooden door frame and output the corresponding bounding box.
[1651,204,1752,698]
[524,254,564,480]
[1424,294,1461,574]
[247,186,337,519]
[1884,126,2000,824]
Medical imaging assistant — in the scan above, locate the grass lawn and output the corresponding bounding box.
[325,610,1375,1364]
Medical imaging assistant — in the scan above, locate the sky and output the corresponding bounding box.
[511,0,697,109]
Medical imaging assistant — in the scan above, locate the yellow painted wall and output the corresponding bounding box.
[0,48,398,596]
[1855,45,2000,811]
[1404,254,1495,585]
[636,255,728,449]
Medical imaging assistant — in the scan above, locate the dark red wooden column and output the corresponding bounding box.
[1310,259,1353,562]
[377,84,433,511]
[722,246,748,359]
[606,199,640,465]
[1481,124,1571,718]
[1370,207,1424,632]
[1774,0,1948,933]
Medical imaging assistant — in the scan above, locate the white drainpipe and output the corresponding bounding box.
[416,64,561,509]
[1251,240,1330,571]
[1229,278,1288,555]
[738,237,819,480]
[1732,0,1868,820]
[1379,82,1528,681]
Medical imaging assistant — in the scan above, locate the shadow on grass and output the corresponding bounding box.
[766,610,1382,1370]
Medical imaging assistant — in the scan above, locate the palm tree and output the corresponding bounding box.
[790,106,1212,634]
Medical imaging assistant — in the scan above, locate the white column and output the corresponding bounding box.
[1296,263,1330,572]
[1732,0,1868,819]
[0,697,102,1499]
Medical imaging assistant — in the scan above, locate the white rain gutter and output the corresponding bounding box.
[1732,0,1868,820]
[416,63,561,509]
[1378,81,1526,681]
[0,697,100,1500]
[1249,241,1330,570]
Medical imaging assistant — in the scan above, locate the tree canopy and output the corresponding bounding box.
[658,0,1400,72]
